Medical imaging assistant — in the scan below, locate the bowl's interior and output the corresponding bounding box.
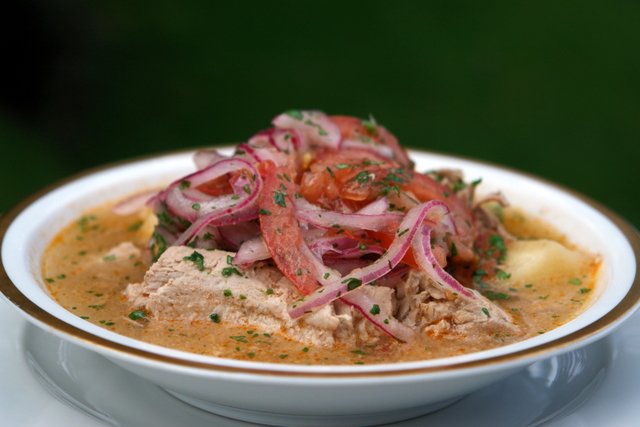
[1,149,638,374]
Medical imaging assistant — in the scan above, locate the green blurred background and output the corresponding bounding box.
[1,1,639,228]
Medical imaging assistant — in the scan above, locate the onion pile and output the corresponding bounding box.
[148,110,489,342]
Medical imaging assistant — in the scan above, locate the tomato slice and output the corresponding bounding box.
[259,163,319,295]
[300,148,398,212]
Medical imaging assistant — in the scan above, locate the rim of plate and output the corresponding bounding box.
[1,147,639,378]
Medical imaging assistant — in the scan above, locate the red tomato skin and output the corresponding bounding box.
[259,163,319,295]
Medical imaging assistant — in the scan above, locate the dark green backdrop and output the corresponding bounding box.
[1,1,639,228]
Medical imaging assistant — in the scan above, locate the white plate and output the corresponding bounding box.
[3,298,640,427]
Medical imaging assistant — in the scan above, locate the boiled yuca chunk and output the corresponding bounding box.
[504,240,594,283]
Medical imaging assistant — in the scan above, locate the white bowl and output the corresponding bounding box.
[1,148,639,427]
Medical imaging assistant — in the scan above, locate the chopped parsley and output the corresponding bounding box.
[272,191,287,207]
[355,171,372,183]
[326,167,336,179]
[342,277,362,291]
[495,268,511,280]
[183,251,205,271]
[483,291,511,301]
[129,310,146,320]
[284,109,303,120]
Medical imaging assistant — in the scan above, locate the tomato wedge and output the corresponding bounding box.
[300,148,399,212]
[259,162,319,295]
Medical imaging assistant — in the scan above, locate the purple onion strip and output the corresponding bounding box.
[288,200,449,319]
[340,290,415,343]
[171,159,263,246]
[295,208,402,233]
[411,226,476,300]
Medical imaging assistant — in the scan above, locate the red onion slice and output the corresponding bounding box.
[248,129,278,150]
[306,235,360,257]
[172,199,259,246]
[272,110,341,149]
[324,244,386,259]
[340,290,415,343]
[289,200,449,319]
[411,226,477,300]
[234,235,271,266]
[218,221,261,251]
[355,197,392,215]
[193,149,228,170]
[235,142,289,166]
[159,157,256,203]
[271,128,296,152]
[341,138,395,160]
[113,189,158,216]
[169,159,263,246]
[295,208,402,234]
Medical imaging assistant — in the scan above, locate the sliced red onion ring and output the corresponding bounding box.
[324,244,386,259]
[188,225,221,250]
[218,221,261,251]
[270,128,296,152]
[113,189,158,215]
[301,242,414,343]
[172,200,259,246]
[295,208,402,234]
[193,149,228,170]
[411,226,477,300]
[289,200,449,319]
[248,129,278,150]
[235,142,289,166]
[272,110,341,149]
[340,290,415,343]
[169,159,263,246]
[292,197,324,214]
[306,235,360,257]
[356,197,392,215]
[160,157,256,202]
[234,235,270,266]
[165,189,228,221]
[341,138,395,160]
[313,259,408,288]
